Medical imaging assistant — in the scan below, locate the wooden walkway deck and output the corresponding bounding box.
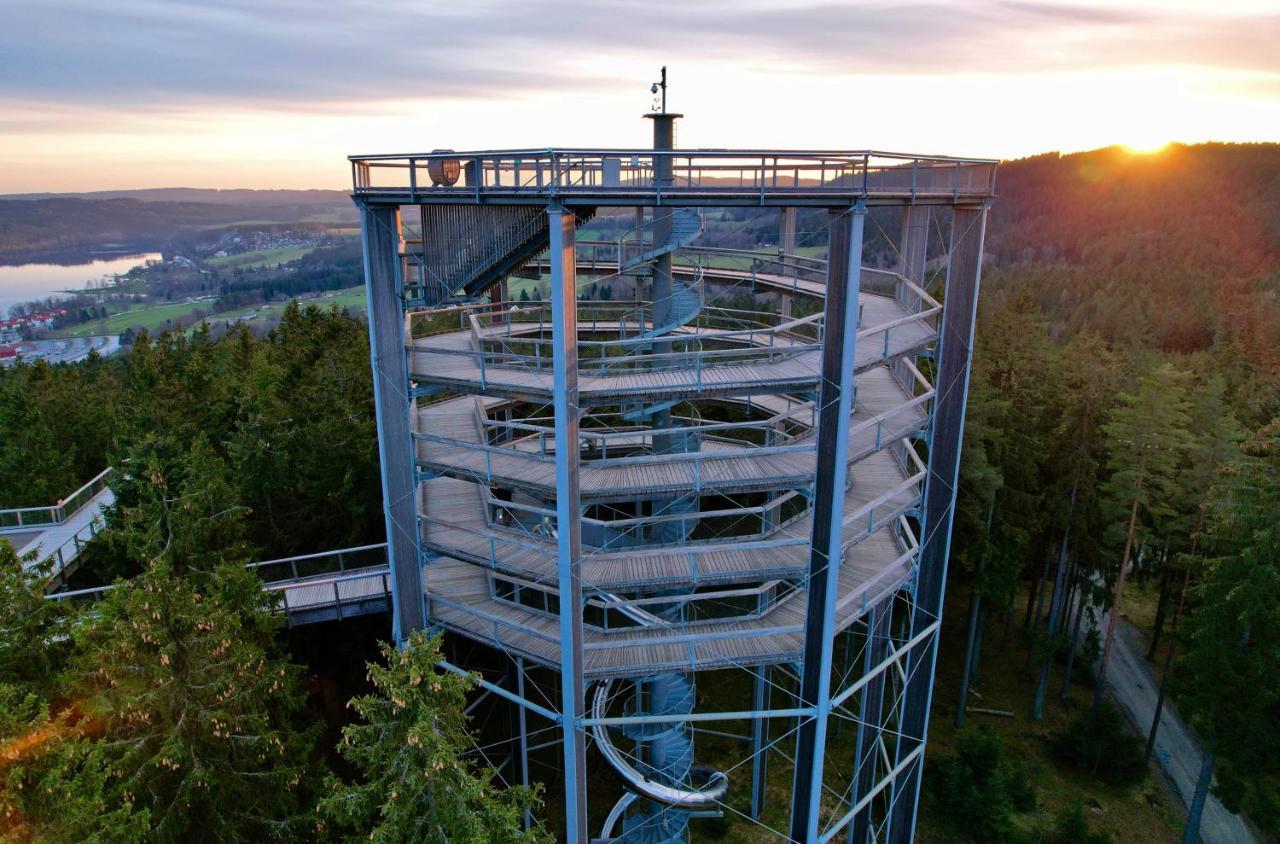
[407,293,933,402]
[13,487,114,586]
[414,360,928,674]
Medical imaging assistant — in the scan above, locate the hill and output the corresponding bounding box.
[980,143,1280,404]
[0,194,356,262]
[0,187,351,206]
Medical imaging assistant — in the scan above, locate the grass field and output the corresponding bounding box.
[53,286,367,339]
[247,286,366,322]
[205,245,316,269]
[54,300,216,337]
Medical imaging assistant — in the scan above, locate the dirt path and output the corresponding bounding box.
[1106,619,1256,844]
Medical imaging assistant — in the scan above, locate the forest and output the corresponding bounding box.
[1,142,1279,842]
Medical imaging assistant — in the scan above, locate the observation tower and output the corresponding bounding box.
[351,78,995,843]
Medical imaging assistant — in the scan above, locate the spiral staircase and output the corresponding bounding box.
[402,205,941,841]
[594,205,727,842]
[618,208,705,427]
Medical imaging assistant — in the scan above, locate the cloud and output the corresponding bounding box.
[0,0,1276,112]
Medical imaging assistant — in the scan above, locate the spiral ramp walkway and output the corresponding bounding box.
[395,204,940,840]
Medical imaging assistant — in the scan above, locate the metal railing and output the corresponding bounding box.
[245,542,389,582]
[351,148,997,203]
[1,467,112,531]
[40,509,109,582]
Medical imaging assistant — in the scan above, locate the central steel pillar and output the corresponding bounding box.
[548,204,589,841]
[358,202,425,640]
[850,597,894,843]
[790,202,866,843]
[750,664,772,820]
[899,206,929,286]
[889,204,988,843]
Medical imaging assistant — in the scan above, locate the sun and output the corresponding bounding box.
[1121,139,1171,155]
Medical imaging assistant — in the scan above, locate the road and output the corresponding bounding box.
[1106,618,1257,844]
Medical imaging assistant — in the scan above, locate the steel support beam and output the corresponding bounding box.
[780,206,798,255]
[790,203,866,843]
[548,204,589,842]
[850,598,893,843]
[751,664,772,820]
[889,204,988,843]
[899,206,929,287]
[514,657,533,831]
[358,202,424,640]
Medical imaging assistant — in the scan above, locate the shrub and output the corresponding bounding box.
[926,728,1037,842]
[1050,702,1146,786]
[1040,802,1113,844]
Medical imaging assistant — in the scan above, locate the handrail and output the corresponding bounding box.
[351,149,997,204]
[351,147,998,164]
[1,466,113,530]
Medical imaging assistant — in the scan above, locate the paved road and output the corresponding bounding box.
[1105,618,1256,844]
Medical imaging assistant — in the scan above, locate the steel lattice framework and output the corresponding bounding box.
[351,134,994,843]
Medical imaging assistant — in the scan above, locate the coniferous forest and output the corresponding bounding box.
[2,143,1280,842]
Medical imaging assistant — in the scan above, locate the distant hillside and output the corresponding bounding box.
[982,142,1280,373]
[0,187,351,207]
[0,195,356,263]
[988,142,1280,277]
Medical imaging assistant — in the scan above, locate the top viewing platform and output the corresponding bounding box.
[349,148,997,207]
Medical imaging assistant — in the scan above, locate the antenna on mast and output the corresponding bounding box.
[649,66,668,114]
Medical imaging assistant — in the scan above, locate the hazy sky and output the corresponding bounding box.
[1,0,1277,192]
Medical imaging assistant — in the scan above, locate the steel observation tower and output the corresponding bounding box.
[351,73,995,843]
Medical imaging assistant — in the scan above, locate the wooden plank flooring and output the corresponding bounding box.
[413,360,928,675]
[407,293,934,402]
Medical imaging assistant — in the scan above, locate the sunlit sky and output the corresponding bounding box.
[1,0,1277,192]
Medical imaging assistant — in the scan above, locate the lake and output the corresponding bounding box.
[0,252,162,317]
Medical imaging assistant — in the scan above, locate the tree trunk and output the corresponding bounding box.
[956,582,983,729]
[1002,583,1016,648]
[957,500,995,728]
[972,610,986,683]
[1094,484,1142,711]
[1034,528,1072,719]
[1025,546,1054,672]
[1183,753,1214,844]
[1146,561,1173,662]
[1152,571,1187,763]
[1060,575,1087,699]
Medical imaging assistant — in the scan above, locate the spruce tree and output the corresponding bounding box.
[320,630,550,843]
[1095,362,1197,707]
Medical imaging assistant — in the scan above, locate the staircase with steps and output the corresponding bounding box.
[403,205,595,305]
[602,208,721,841]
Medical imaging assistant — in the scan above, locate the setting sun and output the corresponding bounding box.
[1123,139,1172,155]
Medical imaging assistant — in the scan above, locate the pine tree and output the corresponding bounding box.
[320,630,550,843]
[57,562,318,843]
[0,544,69,694]
[1172,420,1280,836]
[1094,363,1197,707]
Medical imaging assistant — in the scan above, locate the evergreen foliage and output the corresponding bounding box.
[1173,420,1280,835]
[320,630,550,843]
[1049,702,1146,787]
[926,728,1036,842]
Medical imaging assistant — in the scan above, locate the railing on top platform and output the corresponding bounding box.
[350,148,997,204]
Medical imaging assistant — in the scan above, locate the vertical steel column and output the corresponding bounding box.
[850,598,893,844]
[358,202,425,641]
[780,206,798,256]
[515,657,533,831]
[548,203,589,842]
[648,114,677,328]
[889,204,988,844]
[751,664,772,820]
[790,203,866,843]
[899,206,929,286]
